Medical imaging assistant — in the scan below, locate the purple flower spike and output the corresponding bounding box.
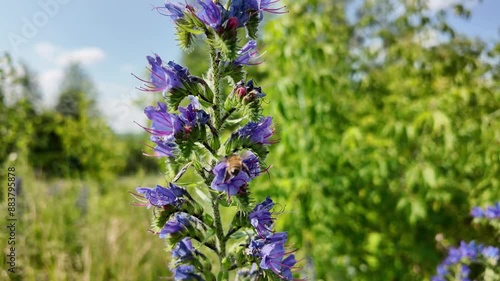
[249,197,275,236]
[196,0,222,29]
[238,116,275,144]
[159,212,191,238]
[172,264,203,281]
[172,237,194,261]
[235,40,262,66]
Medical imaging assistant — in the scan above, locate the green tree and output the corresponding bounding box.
[252,0,499,280]
[30,63,126,180]
[55,63,98,119]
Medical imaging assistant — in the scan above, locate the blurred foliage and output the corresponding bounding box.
[243,0,500,280]
[0,55,159,182]
[0,174,168,281]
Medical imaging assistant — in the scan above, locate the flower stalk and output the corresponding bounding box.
[133,1,298,280]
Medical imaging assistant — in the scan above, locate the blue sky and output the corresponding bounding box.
[1,0,498,133]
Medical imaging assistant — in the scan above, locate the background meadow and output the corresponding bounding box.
[1,0,499,280]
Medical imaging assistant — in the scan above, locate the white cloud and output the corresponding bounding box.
[56,47,105,66]
[34,42,106,66]
[34,41,60,61]
[33,42,106,107]
[427,0,479,11]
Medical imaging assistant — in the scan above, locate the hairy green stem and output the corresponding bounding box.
[218,107,236,130]
[208,46,227,270]
[210,47,222,128]
[211,192,226,259]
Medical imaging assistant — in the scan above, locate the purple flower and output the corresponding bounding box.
[149,139,177,157]
[159,212,192,238]
[470,206,484,218]
[233,79,266,104]
[135,55,192,95]
[248,0,286,21]
[485,202,500,218]
[135,54,182,94]
[158,1,185,21]
[211,152,261,196]
[196,0,222,29]
[470,202,500,219]
[167,61,191,82]
[235,40,262,66]
[143,102,177,139]
[459,241,481,260]
[172,264,203,281]
[238,116,275,144]
[175,95,210,138]
[482,246,499,261]
[140,102,178,157]
[172,237,194,261]
[436,264,448,276]
[280,254,297,280]
[249,0,286,14]
[460,265,471,281]
[188,95,210,125]
[229,0,251,27]
[433,241,488,281]
[258,232,296,280]
[136,183,186,208]
[249,197,275,236]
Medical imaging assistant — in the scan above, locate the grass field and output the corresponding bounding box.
[1,170,175,281]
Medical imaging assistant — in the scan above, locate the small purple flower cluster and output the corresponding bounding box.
[140,96,209,157]
[432,241,499,281]
[247,198,298,280]
[161,0,285,30]
[238,116,275,144]
[470,202,500,219]
[233,79,267,103]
